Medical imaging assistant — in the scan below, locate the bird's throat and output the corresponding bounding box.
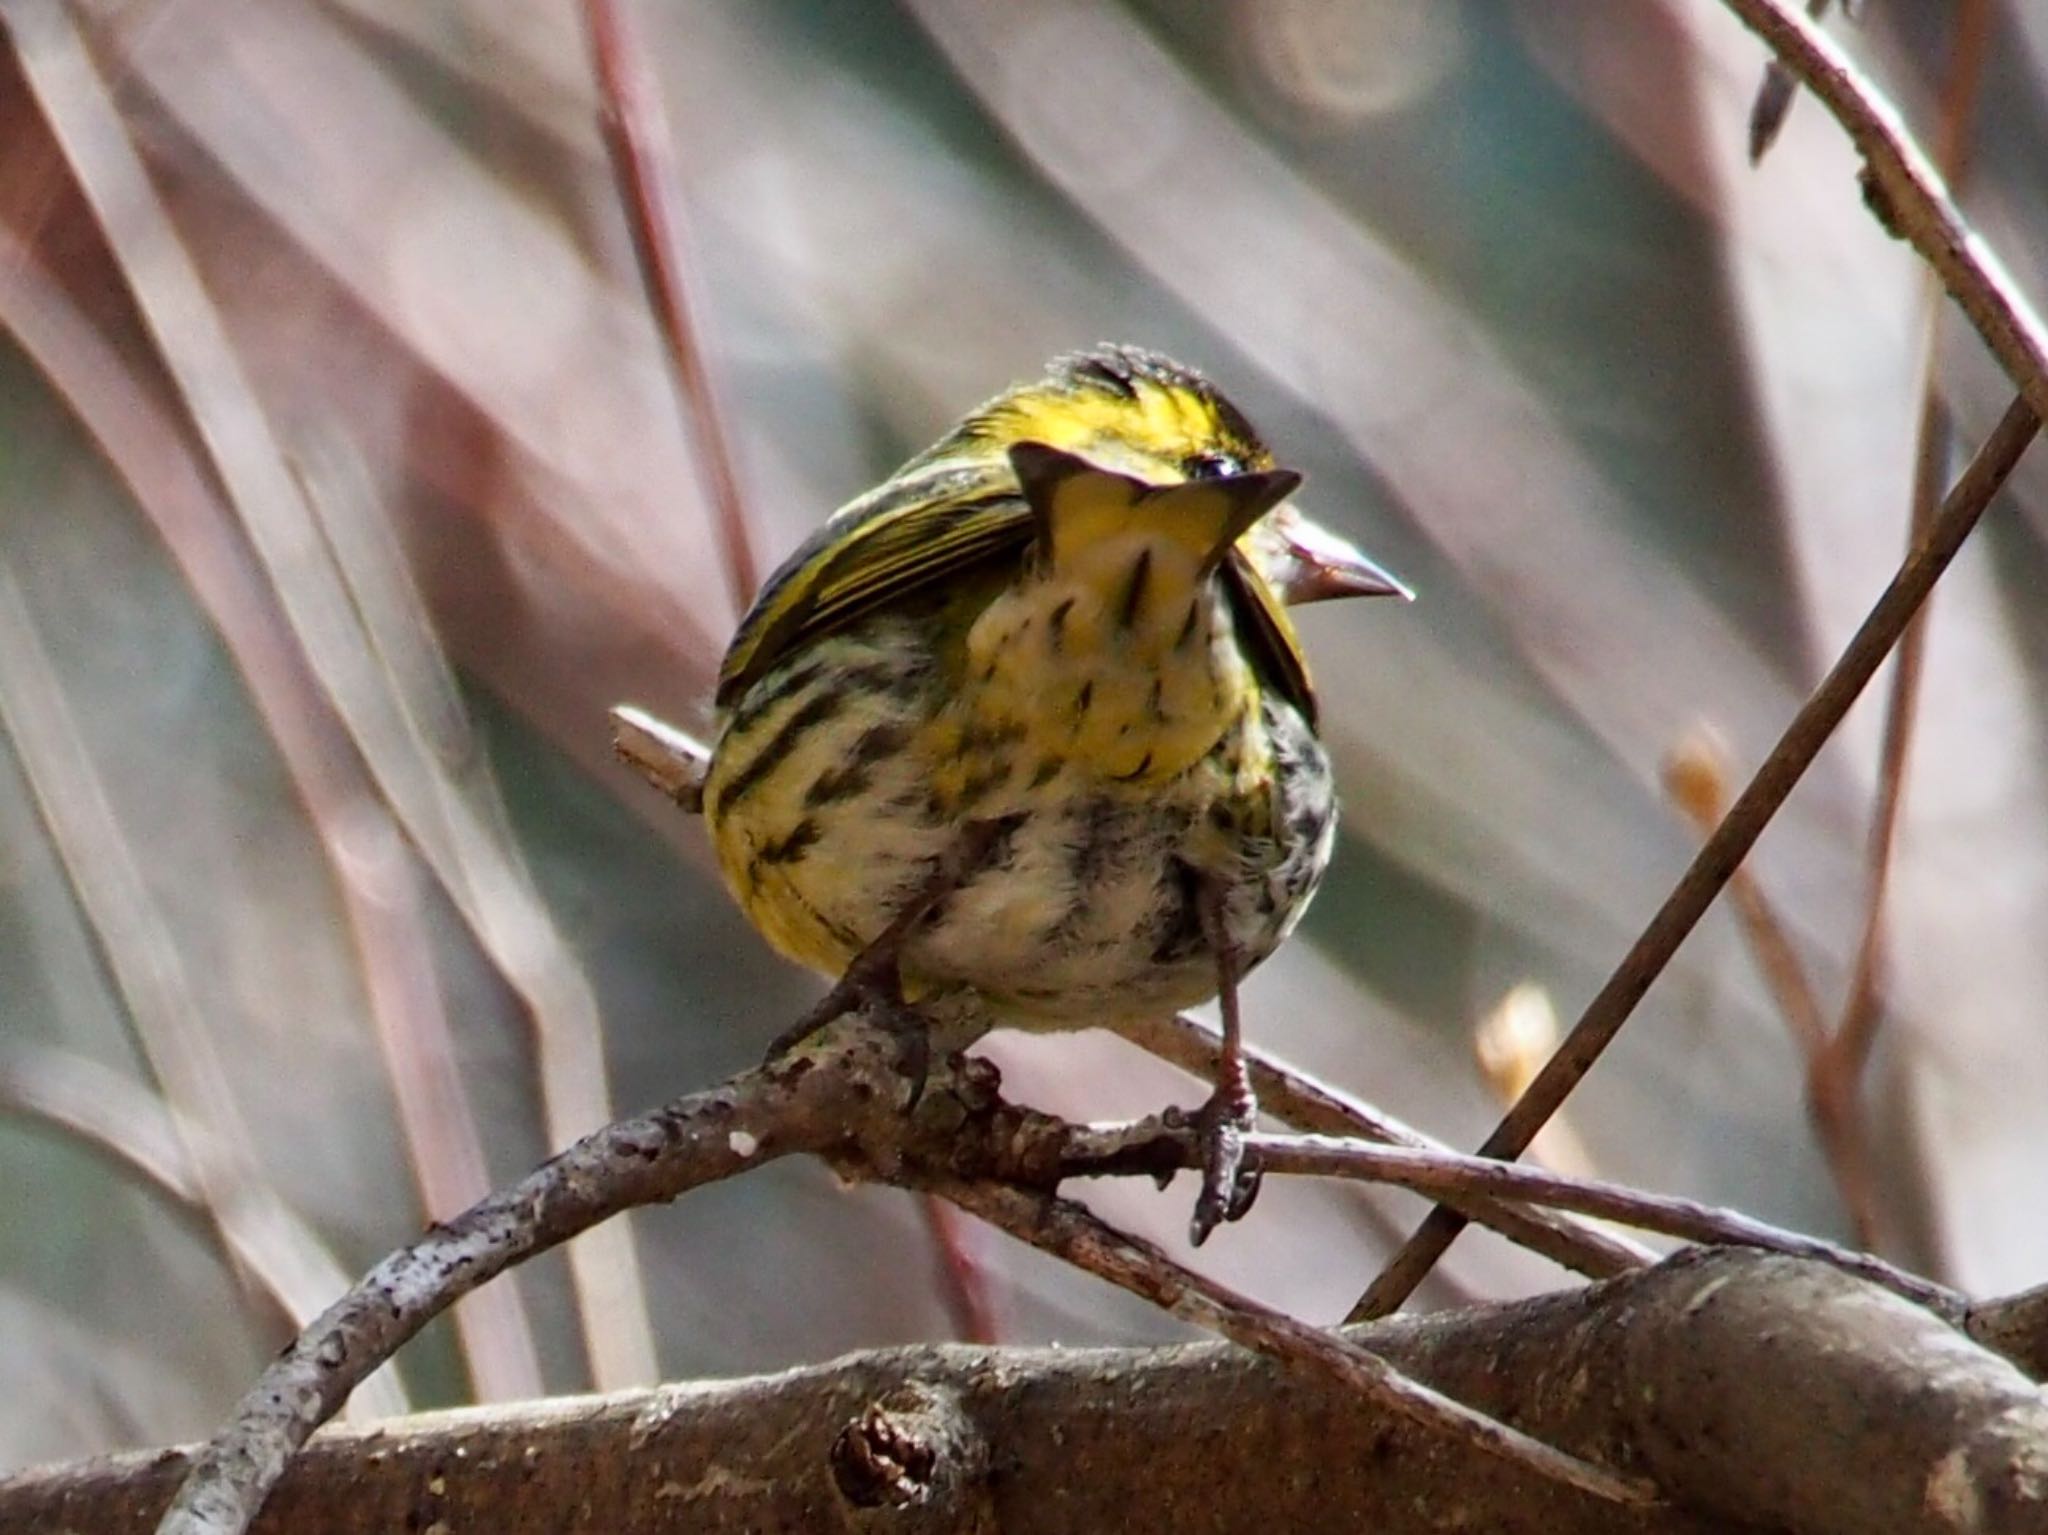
[952,534,1254,790]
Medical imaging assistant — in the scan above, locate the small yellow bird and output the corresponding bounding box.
[700,345,1407,1237]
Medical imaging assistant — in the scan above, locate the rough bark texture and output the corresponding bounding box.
[7,1249,2045,1534]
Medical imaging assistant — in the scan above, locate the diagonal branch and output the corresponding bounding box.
[580,0,758,613]
[1353,395,2040,1321]
[149,1015,1670,1535]
[921,1179,1656,1510]
[146,1026,913,1535]
[1719,0,2048,420]
[605,712,1657,1288]
[1351,0,2048,1318]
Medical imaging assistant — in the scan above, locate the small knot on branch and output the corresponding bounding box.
[830,1382,993,1531]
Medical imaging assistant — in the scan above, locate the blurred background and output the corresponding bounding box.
[2,0,2045,1474]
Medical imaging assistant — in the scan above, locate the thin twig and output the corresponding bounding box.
[580,0,758,613]
[1129,1012,1654,1280]
[1662,729,1829,1057]
[1353,397,2040,1322]
[925,1179,1659,1511]
[1798,0,1994,1252]
[148,1027,910,1535]
[1241,1134,1959,1321]
[1664,728,1881,1246]
[1819,0,1994,1115]
[1350,0,2048,1320]
[1718,0,2048,421]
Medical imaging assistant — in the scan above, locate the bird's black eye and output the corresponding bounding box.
[1184,450,1240,479]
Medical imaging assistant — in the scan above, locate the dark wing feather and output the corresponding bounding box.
[1220,549,1317,727]
[716,463,1031,707]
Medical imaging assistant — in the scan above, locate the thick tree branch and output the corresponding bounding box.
[14,1249,2045,1534]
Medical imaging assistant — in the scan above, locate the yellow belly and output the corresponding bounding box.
[703,595,1334,1028]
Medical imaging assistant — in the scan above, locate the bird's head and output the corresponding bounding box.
[947,344,1410,605]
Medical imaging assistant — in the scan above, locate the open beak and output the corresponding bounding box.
[1274,513,1413,604]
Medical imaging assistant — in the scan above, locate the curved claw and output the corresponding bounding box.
[1189,1093,1262,1245]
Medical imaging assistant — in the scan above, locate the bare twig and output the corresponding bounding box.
[150,1016,1682,1535]
[1661,730,1829,1057]
[1354,397,2040,1322]
[1350,0,2048,1319]
[580,0,758,612]
[610,703,710,810]
[1663,728,1881,1246]
[1693,0,1995,1258]
[147,1025,918,1535]
[1241,1134,1960,1321]
[1718,0,2048,421]
[924,1180,1658,1510]
[1130,1012,1654,1280]
[1813,0,1994,1196]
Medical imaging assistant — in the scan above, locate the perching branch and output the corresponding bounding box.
[142,981,2048,1535]
[146,1016,1677,1535]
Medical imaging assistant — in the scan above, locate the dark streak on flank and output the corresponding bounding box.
[803,722,910,809]
[1146,676,1164,722]
[1058,797,1121,923]
[1048,596,1074,653]
[1114,751,1154,782]
[1173,599,1201,652]
[1116,548,1153,630]
[716,687,847,808]
[959,718,1028,755]
[955,767,1006,807]
[1076,679,1094,715]
[1030,757,1063,788]
[887,672,930,704]
[726,657,826,734]
[755,817,822,867]
[1150,860,1206,964]
[784,877,861,950]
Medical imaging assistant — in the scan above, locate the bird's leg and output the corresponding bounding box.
[1188,871,1262,1244]
[762,816,1016,1103]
